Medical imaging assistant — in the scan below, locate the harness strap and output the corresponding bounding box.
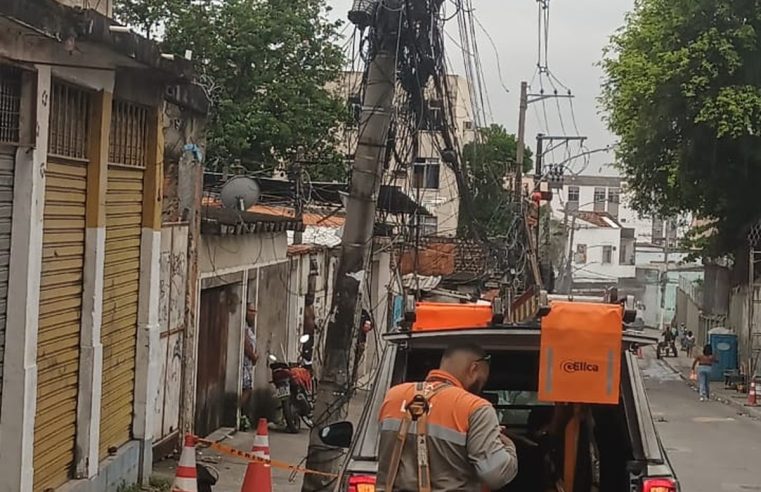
[384,381,450,491]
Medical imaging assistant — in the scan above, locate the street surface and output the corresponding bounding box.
[640,354,761,491]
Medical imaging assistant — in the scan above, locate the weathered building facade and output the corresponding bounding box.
[0,1,201,491]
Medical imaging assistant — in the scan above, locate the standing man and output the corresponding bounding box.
[352,309,373,381]
[377,342,518,491]
[241,302,258,427]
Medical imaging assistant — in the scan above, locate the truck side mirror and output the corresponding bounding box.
[319,421,354,448]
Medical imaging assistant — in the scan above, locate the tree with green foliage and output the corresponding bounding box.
[460,124,533,238]
[601,0,761,257]
[115,0,347,181]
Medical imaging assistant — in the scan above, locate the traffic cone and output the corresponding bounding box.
[172,434,198,492]
[747,380,758,406]
[241,418,272,492]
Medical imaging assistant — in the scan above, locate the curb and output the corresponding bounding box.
[659,357,761,421]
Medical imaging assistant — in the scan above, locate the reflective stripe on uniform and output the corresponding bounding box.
[380,418,468,447]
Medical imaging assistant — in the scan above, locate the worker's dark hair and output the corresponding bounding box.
[687,330,693,336]
[703,344,713,356]
[442,341,487,360]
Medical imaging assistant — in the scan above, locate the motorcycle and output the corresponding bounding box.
[268,334,315,433]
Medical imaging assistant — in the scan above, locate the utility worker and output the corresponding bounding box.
[377,342,518,491]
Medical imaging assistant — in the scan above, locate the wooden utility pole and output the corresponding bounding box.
[301,6,401,488]
[515,81,528,200]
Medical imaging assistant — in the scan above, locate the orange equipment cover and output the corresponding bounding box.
[412,302,492,331]
[538,301,623,404]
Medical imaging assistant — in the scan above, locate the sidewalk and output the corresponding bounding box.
[153,390,368,491]
[657,352,761,421]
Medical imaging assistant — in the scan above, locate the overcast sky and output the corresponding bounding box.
[328,0,634,175]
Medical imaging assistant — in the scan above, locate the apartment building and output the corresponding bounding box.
[333,72,477,238]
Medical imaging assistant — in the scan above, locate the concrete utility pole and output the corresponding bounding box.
[514,81,528,201]
[659,221,670,332]
[301,6,401,488]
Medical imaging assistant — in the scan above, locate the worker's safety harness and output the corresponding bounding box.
[384,381,451,492]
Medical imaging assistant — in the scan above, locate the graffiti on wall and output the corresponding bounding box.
[153,224,189,441]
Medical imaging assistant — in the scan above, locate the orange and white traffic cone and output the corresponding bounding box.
[747,380,758,407]
[172,434,198,492]
[241,418,272,492]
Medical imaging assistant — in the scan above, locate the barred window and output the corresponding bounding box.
[109,99,149,168]
[0,65,22,144]
[49,81,91,159]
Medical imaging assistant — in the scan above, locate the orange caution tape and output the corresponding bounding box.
[196,438,339,478]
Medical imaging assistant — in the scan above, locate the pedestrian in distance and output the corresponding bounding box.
[691,344,716,402]
[684,330,696,358]
[376,342,518,491]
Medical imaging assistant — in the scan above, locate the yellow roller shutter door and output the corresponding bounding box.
[99,166,143,458]
[34,159,87,491]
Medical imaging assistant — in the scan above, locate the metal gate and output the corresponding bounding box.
[195,286,230,437]
[99,100,147,458]
[34,78,91,492]
[0,64,20,412]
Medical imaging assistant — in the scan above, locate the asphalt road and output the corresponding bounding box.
[640,355,761,491]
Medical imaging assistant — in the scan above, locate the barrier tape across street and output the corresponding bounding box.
[196,437,340,478]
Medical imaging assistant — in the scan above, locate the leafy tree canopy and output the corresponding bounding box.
[460,124,533,238]
[601,0,761,256]
[116,0,347,181]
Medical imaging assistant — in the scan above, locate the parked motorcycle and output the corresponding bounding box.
[268,335,315,433]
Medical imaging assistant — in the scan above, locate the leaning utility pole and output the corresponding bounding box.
[301,4,401,489]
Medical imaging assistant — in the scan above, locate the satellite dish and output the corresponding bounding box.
[220,176,260,211]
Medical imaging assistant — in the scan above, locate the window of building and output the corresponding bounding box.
[424,99,444,131]
[463,120,474,130]
[652,217,665,244]
[347,93,362,127]
[607,188,620,204]
[593,187,606,212]
[421,216,438,236]
[412,158,440,189]
[602,245,613,264]
[574,244,587,264]
[411,215,438,237]
[607,187,620,218]
[0,65,22,144]
[568,186,580,202]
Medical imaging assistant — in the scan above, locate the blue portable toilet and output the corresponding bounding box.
[709,332,738,382]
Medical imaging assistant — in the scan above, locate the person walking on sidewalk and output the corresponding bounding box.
[691,344,716,401]
[684,330,696,358]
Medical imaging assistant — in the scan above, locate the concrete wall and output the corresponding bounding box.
[703,263,731,316]
[200,233,287,276]
[675,287,701,341]
[728,285,761,372]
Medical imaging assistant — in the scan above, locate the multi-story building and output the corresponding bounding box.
[550,173,682,246]
[332,72,476,237]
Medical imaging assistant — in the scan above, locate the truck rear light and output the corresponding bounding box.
[642,477,677,492]
[348,474,376,492]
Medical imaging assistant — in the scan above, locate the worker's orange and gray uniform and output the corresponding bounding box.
[377,369,518,491]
